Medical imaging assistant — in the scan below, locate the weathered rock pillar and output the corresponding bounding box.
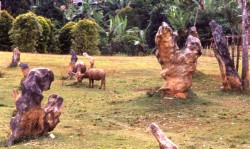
[209,20,241,91]
[155,22,202,98]
[6,68,63,146]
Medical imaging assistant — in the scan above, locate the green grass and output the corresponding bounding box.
[0,51,249,149]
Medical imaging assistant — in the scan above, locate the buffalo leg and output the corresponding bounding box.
[88,79,91,88]
[91,79,94,88]
[103,79,106,90]
[99,80,103,89]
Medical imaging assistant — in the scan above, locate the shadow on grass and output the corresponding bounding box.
[205,89,250,100]
[137,90,212,113]
[193,70,220,83]
[0,104,8,107]
[0,135,49,147]
[59,76,68,80]
[64,81,102,90]
[193,70,207,80]
[0,70,5,78]
[108,88,212,115]
[64,82,88,88]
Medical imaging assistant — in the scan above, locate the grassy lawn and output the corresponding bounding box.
[0,51,249,149]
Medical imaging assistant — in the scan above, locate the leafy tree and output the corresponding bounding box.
[146,6,169,49]
[0,10,14,51]
[71,19,100,55]
[1,0,30,17]
[118,4,150,29]
[59,21,76,54]
[36,16,51,53]
[100,0,130,18]
[109,15,127,37]
[112,27,149,56]
[118,0,151,30]
[9,12,42,52]
[45,17,60,53]
[35,2,65,28]
[107,15,127,55]
[126,27,149,55]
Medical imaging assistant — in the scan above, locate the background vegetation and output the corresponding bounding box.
[1,0,249,55]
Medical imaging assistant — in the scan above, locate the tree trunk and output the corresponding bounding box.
[209,20,242,91]
[149,123,178,149]
[238,0,249,90]
[155,22,202,98]
[6,68,63,147]
[236,37,241,72]
[231,30,235,68]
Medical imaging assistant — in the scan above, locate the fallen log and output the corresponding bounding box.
[149,123,178,149]
[6,68,63,147]
[209,20,242,91]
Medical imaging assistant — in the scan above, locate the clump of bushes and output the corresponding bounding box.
[36,16,51,53]
[0,10,14,51]
[9,12,59,53]
[71,19,100,55]
[59,21,76,54]
[9,12,42,52]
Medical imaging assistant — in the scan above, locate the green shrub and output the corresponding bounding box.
[45,18,60,53]
[118,4,150,30]
[36,16,51,53]
[112,34,146,56]
[35,2,65,28]
[59,21,76,54]
[71,19,100,55]
[0,10,14,51]
[2,0,30,17]
[146,6,169,48]
[9,12,42,52]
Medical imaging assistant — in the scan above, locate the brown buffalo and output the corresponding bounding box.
[81,68,106,89]
[68,61,86,82]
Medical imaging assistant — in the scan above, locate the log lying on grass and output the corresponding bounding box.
[6,68,64,147]
[155,22,202,98]
[209,20,242,91]
[149,123,178,149]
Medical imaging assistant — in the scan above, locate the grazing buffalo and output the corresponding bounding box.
[68,61,86,82]
[81,68,106,89]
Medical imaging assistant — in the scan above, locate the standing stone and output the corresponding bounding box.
[209,20,242,91]
[155,22,202,98]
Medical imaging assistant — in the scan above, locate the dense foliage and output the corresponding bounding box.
[36,16,51,53]
[0,10,14,51]
[9,12,42,52]
[1,0,30,17]
[36,2,65,28]
[1,0,249,55]
[71,19,100,55]
[146,6,169,49]
[45,17,60,53]
[59,21,76,54]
